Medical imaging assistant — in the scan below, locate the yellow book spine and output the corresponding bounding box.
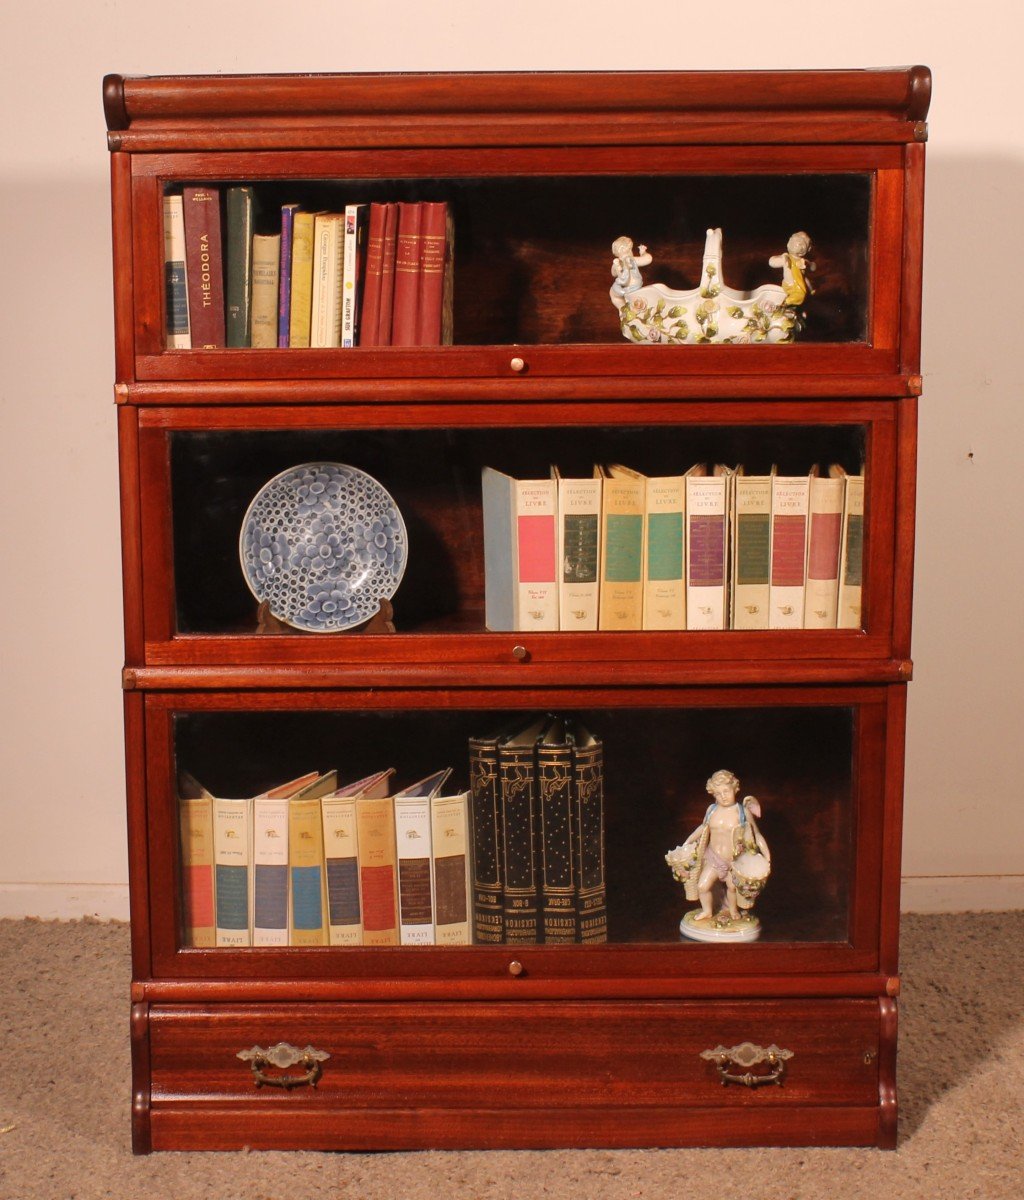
[288,211,317,348]
[288,797,327,946]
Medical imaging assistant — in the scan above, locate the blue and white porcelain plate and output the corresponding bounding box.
[239,462,408,632]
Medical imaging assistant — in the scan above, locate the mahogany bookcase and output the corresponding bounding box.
[105,67,928,1152]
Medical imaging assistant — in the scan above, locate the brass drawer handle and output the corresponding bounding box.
[700,1042,793,1088]
[237,1042,330,1090]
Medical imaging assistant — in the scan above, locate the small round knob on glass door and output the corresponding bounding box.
[508,960,525,977]
[510,356,526,373]
[511,645,529,661]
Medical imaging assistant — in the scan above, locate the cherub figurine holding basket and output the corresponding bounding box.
[665,769,771,942]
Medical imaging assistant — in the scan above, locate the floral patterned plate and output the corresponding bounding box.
[239,462,408,632]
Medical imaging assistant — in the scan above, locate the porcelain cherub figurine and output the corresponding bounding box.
[665,769,771,942]
[610,236,653,296]
[768,231,814,307]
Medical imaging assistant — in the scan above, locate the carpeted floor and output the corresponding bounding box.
[0,913,1021,1199]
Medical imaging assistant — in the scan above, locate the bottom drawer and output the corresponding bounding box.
[139,997,894,1151]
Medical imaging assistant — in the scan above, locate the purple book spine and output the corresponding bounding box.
[278,204,299,347]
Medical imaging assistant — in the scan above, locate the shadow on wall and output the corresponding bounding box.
[903,153,1024,883]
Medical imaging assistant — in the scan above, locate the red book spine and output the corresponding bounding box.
[415,201,448,346]
[181,186,225,348]
[185,864,215,931]
[391,202,422,346]
[360,863,397,932]
[358,202,388,346]
[771,515,808,586]
[376,203,399,345]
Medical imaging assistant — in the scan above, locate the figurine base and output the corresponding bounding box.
[679,910,761,943]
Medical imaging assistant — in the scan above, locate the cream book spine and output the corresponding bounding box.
[321,769,395,946]
[321,795,362,946]
[162,194,191,349]
[288,210,319,348]
[731,472,773,630]
[837,472,866,629]
[394,793,435,945]
[310,213,345,348]
[769,473,812,629]
[356,796,400,947]
[179,795,214,947]
[804,469,846,629]
[249,233,281,349]
[514,476,559,631]
[685,468,728,630]
[431,790,472,945]
[598,465,646,630]
[554,468,602,631]
[213,797,252,948]
[643,474,686,630]
[251,796,289,946]
[287,797,328,947]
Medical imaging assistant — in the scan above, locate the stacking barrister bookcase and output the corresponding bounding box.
[105,67,929,1152]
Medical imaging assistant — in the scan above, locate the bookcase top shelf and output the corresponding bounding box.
[104,68,931,153]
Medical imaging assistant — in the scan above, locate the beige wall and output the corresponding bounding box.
[2,1,1021,916]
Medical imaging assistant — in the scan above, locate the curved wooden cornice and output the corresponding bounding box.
[104,67,932,152]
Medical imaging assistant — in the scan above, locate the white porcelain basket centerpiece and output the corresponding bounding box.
[609,228,813,345]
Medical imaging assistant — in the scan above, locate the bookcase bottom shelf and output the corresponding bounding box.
[134,996,897,1152]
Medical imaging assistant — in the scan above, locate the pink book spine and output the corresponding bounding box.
[807,511,842,580]
[517,514,557,583]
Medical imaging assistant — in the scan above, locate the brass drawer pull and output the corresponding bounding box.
[700,1042,793,1088]
[237,1042,330,1090]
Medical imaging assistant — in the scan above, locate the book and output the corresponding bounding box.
[536,717,576,944]
[277,203,301,347]
[643,471,687,630]
[804,466,847,629]
[569,719,607,943]
[181,185,225,348]
[177,774,214,947]
[288,209,319,348]
[598,464,646,630]
[431,786,473,945]
[355,790,401,947]
[499,714,549,944]
[376,202,399,345]
[394,768,453,946]
[321,768,395,947]
[481,466,559,632]
[249,233,281,349]
[769,471,812,629]
[162,194,191,349]
[837,468,866,629]
[285,772,337,947]
[685,465,730,630]
[251,791,289,947]
[391,201,423,345]
[358,202,388,347]
[468,727,505,944]
[553,466,601,631]
[341,203,368,347]
[416,201,450,345]
[212,794,252,947]
[731,467,774,630]
[310,212,346,348]
[224,185,255,348]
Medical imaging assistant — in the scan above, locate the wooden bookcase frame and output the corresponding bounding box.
[107,67,928,1153]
